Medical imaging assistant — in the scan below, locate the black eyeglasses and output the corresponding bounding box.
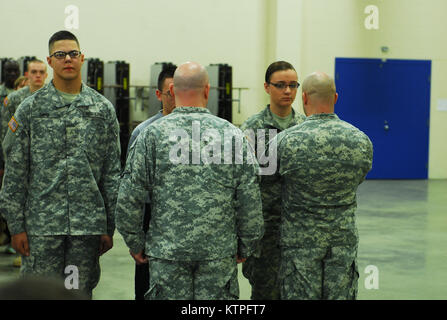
[161,90,172,97]
[49,50,82,59]
[269,82,300,90]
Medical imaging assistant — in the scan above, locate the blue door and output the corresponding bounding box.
[334,58,431,179]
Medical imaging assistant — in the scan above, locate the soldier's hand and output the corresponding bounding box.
[99,235,113,256]
[11,232,29,256]
[130,250,148,265]
[236,255,247,264]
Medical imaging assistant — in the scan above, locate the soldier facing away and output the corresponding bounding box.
[240,61,306,300]
[274,71,373,299]
[0,30,121,299]
[116,61,264,300]
[127,65,177,300]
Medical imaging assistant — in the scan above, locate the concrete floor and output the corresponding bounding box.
[0,180,446,300]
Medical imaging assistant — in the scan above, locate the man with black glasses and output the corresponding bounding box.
[240,61,306,300]
[1,30,121,299]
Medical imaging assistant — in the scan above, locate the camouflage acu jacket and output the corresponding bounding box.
[240,105,306,233]
[1,81,121,236]
[1,86,33,157]
[276,113,373,248]
[0,84,15,169]
[116,107,264,261]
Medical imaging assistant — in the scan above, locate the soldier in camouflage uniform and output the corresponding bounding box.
[1,59,48,157]
[240,61,306,300]
[127,65,177,300]
[275,72,373,300]
[0,31,121,299]
[0,60,20,175]
[1,60,47,266]
[116,62,264,300]
[0,60,20,252]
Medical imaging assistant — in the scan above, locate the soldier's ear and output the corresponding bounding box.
[302,92,308,105]
[334,93,339,105]
[264,82,270,94]
[155,90,162,102]
[204,83,210,100]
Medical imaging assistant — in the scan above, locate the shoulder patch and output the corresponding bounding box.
[3,97,8,107]
[8,116,19,133]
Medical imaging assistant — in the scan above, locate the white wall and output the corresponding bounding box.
[275,0,447,179]
[1,0,446,177]
[0,0,269,125]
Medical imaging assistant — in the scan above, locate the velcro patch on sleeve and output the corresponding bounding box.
[3,97,8,107]
[8,116,19,133]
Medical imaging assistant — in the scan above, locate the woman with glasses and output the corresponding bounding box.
[240,61,306,300]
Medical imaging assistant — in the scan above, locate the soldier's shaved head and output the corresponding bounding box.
[173,62,209,91]
[171,62,210,108]
[301,71,338,116]
[302,71,336,104]
[48,30,80,54]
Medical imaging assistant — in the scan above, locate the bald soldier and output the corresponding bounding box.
[116,62,264,300]
[240,61,306,300]
[275,72,373,299]
[1,60,48,155]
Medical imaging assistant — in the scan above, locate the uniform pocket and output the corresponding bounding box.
[81,115,107,163]
[327,246,359,300]
[30,117,65,164]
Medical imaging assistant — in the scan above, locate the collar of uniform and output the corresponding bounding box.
[263,104,297,129]
[306,113,339,121]
[47,81,95,108]
[17,86,31,95]
[6,86,30,101]
[0,84,10,97]
[72,82,95,108]
[172,106,211,114]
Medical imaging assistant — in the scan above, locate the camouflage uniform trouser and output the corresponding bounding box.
[21,235,101,299]
[146,256,239,300]
[279,246,359,300]
[242,231,281,300]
